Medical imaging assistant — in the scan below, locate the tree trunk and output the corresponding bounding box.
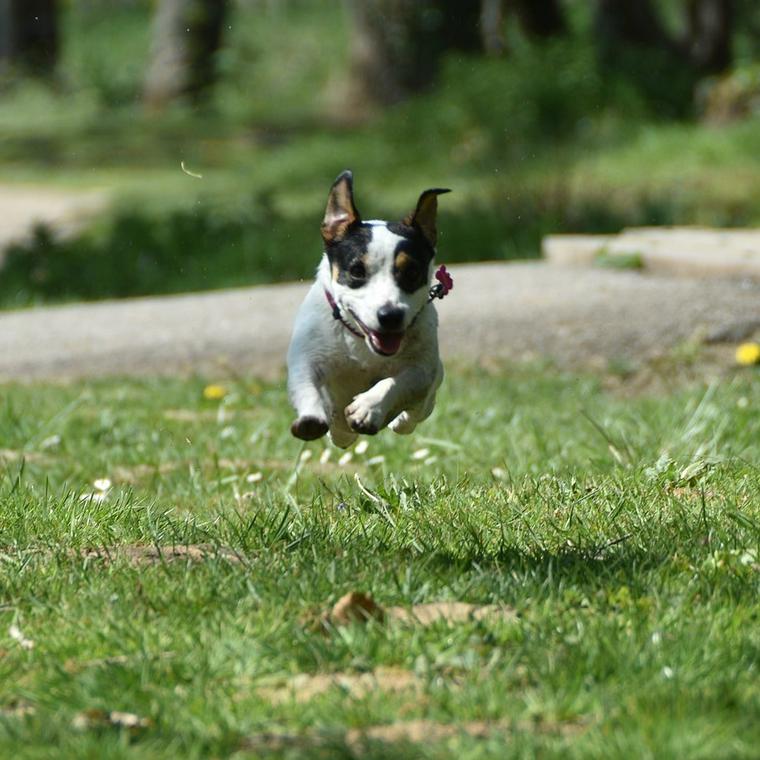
[594,0,735,113]
[0,0,59,77]
[594,0,675,53]
[346,0,482,110]
[143,0,229,108]
[594,0,700,114]
[511,0,566,38]
[480,0,505,55]
[686,0,733,74]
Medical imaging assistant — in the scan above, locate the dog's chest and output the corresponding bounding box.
[321,350,397,408]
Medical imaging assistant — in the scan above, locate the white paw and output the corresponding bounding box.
[345,394,385,435]
[388,410,418,435]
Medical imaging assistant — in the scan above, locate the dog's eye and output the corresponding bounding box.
[348,261,366,280]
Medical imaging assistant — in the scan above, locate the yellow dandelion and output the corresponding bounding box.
[736,342,760,366]
[203,384,227,400]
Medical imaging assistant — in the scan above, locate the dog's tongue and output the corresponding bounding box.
[369,330,403,356]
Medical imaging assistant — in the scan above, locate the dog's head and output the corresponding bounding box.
[321,170,450,357]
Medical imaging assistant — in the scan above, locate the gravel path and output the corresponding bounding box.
[2,262,759,382]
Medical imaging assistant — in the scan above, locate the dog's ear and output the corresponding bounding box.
[403,188,451,247]
[321,170,361,244]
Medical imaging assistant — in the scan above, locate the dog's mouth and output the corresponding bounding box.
[348,309,404,356]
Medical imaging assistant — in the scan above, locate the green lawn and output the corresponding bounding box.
[1,364,758,757]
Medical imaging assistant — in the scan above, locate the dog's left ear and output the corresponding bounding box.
[403,188,451,247]
[322,170,361,244]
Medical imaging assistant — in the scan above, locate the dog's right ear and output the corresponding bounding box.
[321,170,361,244]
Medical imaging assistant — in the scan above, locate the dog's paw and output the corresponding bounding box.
[345,396,385,435]
[388,410,418,435]
[291,415,329,441]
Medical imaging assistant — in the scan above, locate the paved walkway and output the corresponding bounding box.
[2,262,760,381]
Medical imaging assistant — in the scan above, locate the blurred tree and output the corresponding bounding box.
[686,0,734,74]
[511,0,566,38]
[143,0,229,107]
[0,0,58,77]
[346,0,481,109]
[594,0,734,114]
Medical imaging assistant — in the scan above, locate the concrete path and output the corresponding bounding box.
[544,227,760,279]
[2,262,760,382]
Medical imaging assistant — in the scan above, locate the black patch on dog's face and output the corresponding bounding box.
[387,222,435,294]
[325,224,372,289]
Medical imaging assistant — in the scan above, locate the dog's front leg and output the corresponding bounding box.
[288,363,331,441]
[345,367,431,435]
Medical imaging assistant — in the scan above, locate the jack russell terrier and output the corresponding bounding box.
[287,170,451,448]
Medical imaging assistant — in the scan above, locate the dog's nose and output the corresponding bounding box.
[376,304,405,331]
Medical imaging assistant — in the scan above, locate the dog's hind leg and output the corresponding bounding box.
[329,425,358,449]
[388,410,418,435]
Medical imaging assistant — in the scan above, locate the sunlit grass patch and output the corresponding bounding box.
[1,365,759,756]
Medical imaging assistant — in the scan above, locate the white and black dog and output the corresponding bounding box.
[287,170,450,448]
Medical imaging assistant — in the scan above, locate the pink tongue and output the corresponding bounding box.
[370,331,403,355]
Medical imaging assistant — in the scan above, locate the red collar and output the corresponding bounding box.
[324,288,363,338]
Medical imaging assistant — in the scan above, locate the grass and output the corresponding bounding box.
[2,2,760,308]
[1,363,759,757]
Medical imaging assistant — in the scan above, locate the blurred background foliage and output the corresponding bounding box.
[0,0,759,307]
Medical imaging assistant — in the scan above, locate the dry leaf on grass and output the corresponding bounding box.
[329,591,385,625]
[258,666,418,705]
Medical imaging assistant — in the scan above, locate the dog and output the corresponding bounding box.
[287,170,450,448]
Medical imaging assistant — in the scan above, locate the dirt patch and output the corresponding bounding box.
[388,602,516,626]
[76,543,242,566]
[0,449,52,464]
[320,592,516,629]
[240,717,587,752]
[111,462,181,483]
[259,666,418,705]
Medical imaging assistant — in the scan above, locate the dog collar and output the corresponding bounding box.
[324,288,364,338]
[323,265,453,339]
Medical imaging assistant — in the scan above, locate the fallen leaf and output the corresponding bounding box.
[329,592,385,625]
